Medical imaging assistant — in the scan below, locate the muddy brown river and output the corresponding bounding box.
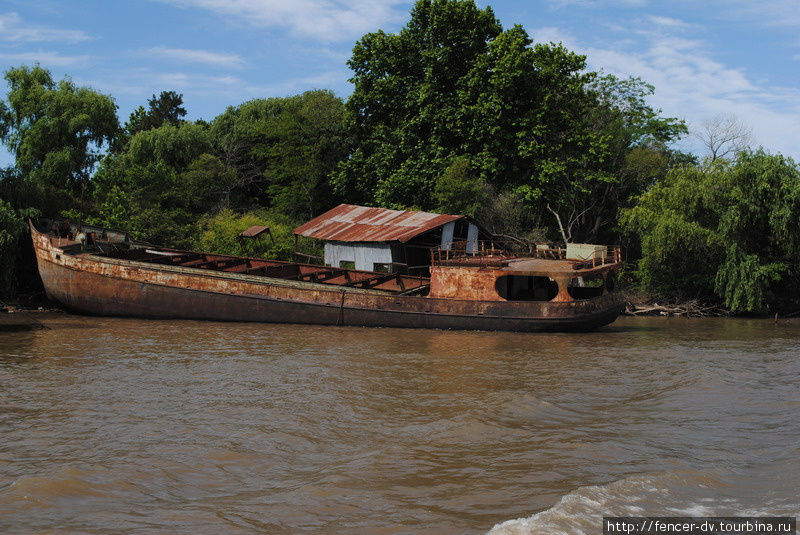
[1,315,798,534]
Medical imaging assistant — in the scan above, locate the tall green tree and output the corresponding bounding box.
[547,74,688,244]
[335,0,507,208]
[621,150,800,312]
[125,90,187,137]
[211,90,348,218]
[0,65,119,214]
[334,0,685,247]
[92,121,234,246]
[0,198,26,291]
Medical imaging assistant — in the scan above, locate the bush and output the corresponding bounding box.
[194,209,322,262]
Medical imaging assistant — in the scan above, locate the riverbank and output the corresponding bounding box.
[621,292,730,317]
[0,295,63,314]
[620,290,800,319]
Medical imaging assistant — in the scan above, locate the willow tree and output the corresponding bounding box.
[621,150,800,312]
[0,65,119,215]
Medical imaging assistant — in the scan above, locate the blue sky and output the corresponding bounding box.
[1,0,799,166]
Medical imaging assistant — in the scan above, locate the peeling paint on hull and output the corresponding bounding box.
[32,225,624,332]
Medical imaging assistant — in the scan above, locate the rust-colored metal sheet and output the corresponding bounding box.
[239,225,270,238]
[293,204,464,243]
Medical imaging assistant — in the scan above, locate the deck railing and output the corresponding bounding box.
[430,240,512,267]
[431,241,622,269]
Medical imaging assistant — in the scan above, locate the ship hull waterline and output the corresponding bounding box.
[32,227,624,333]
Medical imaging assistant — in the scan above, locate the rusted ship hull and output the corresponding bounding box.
[32,223,623,332]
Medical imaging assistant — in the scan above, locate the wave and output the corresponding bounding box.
[487,461,800,535]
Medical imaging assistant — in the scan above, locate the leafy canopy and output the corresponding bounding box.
[210,90,348,219]
[125,90,187,137]
[0,64,119,212]
[621,150,800,312]
[335,0,686,248]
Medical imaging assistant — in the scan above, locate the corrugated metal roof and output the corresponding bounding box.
[239,225,270,238]
[293,204,465,243]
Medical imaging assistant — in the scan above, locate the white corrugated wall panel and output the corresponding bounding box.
[440,221,455,250]
[324,242,393,271]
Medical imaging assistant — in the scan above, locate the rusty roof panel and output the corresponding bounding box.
[293,204,464,243]
[239,225,270,238]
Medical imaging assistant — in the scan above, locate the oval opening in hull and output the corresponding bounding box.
[495,275,558,301]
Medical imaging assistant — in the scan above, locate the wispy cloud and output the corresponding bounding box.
[545,0,647,8]
[531,26,576,47]
[145,71,243,89]
[583,34,799,158]
[146,46,246,68]
[239,69,349,97]
[153,0,408,42]
[0,51,91,67]
[0,12,89,43]
[89,68,246,97]
[646,15,694,29]
[725,0,800,29]
[533,10,800,159]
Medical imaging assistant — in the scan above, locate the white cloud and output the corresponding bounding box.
[646,15,693,29]
[0,51,91,67]
[532,26,576,47]
[89,69,246,96]
[532,14,800,159]
[0,12,89,43]
[147,71,244,89]
[582,35,800,159]
[241,68,348,96]
[146,46,245,68]
[724,0,800,29]
[153,0,408,42]
[545,0,647,8]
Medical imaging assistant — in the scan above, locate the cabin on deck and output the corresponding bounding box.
[292,204,491,275]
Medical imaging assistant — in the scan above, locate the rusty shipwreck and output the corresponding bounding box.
[31,208,624,332]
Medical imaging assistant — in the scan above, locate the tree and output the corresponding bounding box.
[621,150,800,312]
[334,0,507,208]
[434,157,491,217]
[0,65,119,214]
[541,74,687,245]
[695,113,752,161]
[0,199,26,291]
[194,208,320,261]
[92,121,223,246]
[125,90,187,137]
[335,0,685,249]
[211,90,348,218]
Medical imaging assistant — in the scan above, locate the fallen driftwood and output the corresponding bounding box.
[623,298,731,317]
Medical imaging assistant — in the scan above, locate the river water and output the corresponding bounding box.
[1,315,798,534]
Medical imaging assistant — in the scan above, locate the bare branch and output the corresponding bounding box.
[547,203,569,245]
[695,113,752,161]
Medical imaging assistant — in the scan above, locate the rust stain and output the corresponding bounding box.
[292,204,464,243]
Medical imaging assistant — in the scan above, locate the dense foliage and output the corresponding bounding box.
[0,0,795,314]
[336,0,686,245]
[0,65,119,215]
[621,151,800,312]
[211,90,348,220]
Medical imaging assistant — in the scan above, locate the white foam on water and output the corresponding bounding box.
[487,473,668,535]
[486,465,800,535]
